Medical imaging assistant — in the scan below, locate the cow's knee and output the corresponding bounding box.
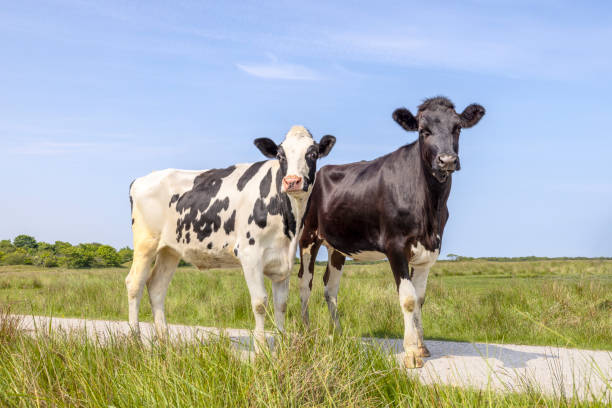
[402,297,415,312]
[252,297,267,315]
[125,275,142,300]
[418,296,426,308]
[398,279,417,312]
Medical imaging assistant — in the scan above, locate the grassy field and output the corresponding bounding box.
[1,259,611,350]
[2,312,608,408]
[0,260,611,407]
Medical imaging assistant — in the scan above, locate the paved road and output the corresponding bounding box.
[17,315,612,401]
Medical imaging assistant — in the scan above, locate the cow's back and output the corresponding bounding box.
[130,160,292,270]
[131,168,203,237]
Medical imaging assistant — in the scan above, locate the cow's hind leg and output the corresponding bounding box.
[323,249,345,333]
[147,248,180,339]
[412,266,431,357]
[298,239,321,327]
[125,217,158,336]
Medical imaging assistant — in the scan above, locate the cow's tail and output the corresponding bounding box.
[129,179,135,226]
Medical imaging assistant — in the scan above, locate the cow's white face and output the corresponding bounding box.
[254,126,336,196]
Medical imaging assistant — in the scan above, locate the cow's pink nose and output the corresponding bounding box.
[282,175,303,192]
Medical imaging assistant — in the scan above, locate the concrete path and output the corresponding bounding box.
[17,315,612,402]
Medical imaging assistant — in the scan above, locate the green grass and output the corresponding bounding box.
[0,311,608,407]
[1,260,611,350]
[0,260,611,406]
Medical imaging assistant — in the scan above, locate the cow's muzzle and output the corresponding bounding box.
[437,154,458,171]
[282,175,304,193]
[432,154,459,183]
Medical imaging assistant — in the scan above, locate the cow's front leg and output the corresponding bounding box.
[411,266,430,357]
[271,277,289,333]
[387,248,422,369]
[242,261,268,354]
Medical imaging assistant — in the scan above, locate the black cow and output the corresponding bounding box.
[298,97,485,368]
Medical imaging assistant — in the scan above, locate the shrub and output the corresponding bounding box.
[95,245,120,267]
[60,246,94,268]
[117,247,134,263]
[3,248,32,265]
[34,250,59,267]
[0,240,14,253]
[13,235,37,249]
[36,242,54,252]
[54,241,72,254]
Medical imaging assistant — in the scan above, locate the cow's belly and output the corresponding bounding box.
[347,250,387,262]
[182,247,240,270]
[159,224,241,270]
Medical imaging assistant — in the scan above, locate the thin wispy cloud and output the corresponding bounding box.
[8,141,121,156]
[236,54,323,80]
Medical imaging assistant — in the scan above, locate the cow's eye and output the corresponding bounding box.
[308,152,318,160]
[421,129,431,137]
[277,154,286,161]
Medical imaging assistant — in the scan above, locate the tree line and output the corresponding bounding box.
[0,235,133,268]
[445,254,612,262]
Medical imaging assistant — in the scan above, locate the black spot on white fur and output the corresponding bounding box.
[175,166,235,242]
[223,210,236,234]
[237,161,266,191]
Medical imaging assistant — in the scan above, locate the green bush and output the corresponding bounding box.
[0,240,14,253]
[60,246,94,268]
[54,241,72,254]
[95,245,120,267]
[3,248,33,265]
[34,251,59,267]
[117,247,134,263]
[36,242,54,252]
[13,235,37,249]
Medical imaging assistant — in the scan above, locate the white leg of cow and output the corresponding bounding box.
[271,277,290,333]
[323,250,345,333]
[125,226,158,337]
[387,249,422,368]
[242,262,268,353]
[411,266,430,357]
[398,277,422,368]
[146,249,180,339]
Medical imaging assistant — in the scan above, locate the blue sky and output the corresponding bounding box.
[1,0,611,258]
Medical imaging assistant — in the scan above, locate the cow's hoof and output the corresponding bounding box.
[417,346,431,358]
[403,353,424,369]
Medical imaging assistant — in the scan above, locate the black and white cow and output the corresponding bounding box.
[127,126,335,350]
[298,97,485,368]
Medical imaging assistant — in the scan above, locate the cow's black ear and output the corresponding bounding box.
[459,104,485,128]
[392,108,418,131]
[318,135,336,158]
[254,138,278,158]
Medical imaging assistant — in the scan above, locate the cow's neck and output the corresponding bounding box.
[411,142,452,243]
[272,170,307,256]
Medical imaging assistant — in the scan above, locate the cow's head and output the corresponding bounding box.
[393,97,485,183]
[254,126,336,195]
